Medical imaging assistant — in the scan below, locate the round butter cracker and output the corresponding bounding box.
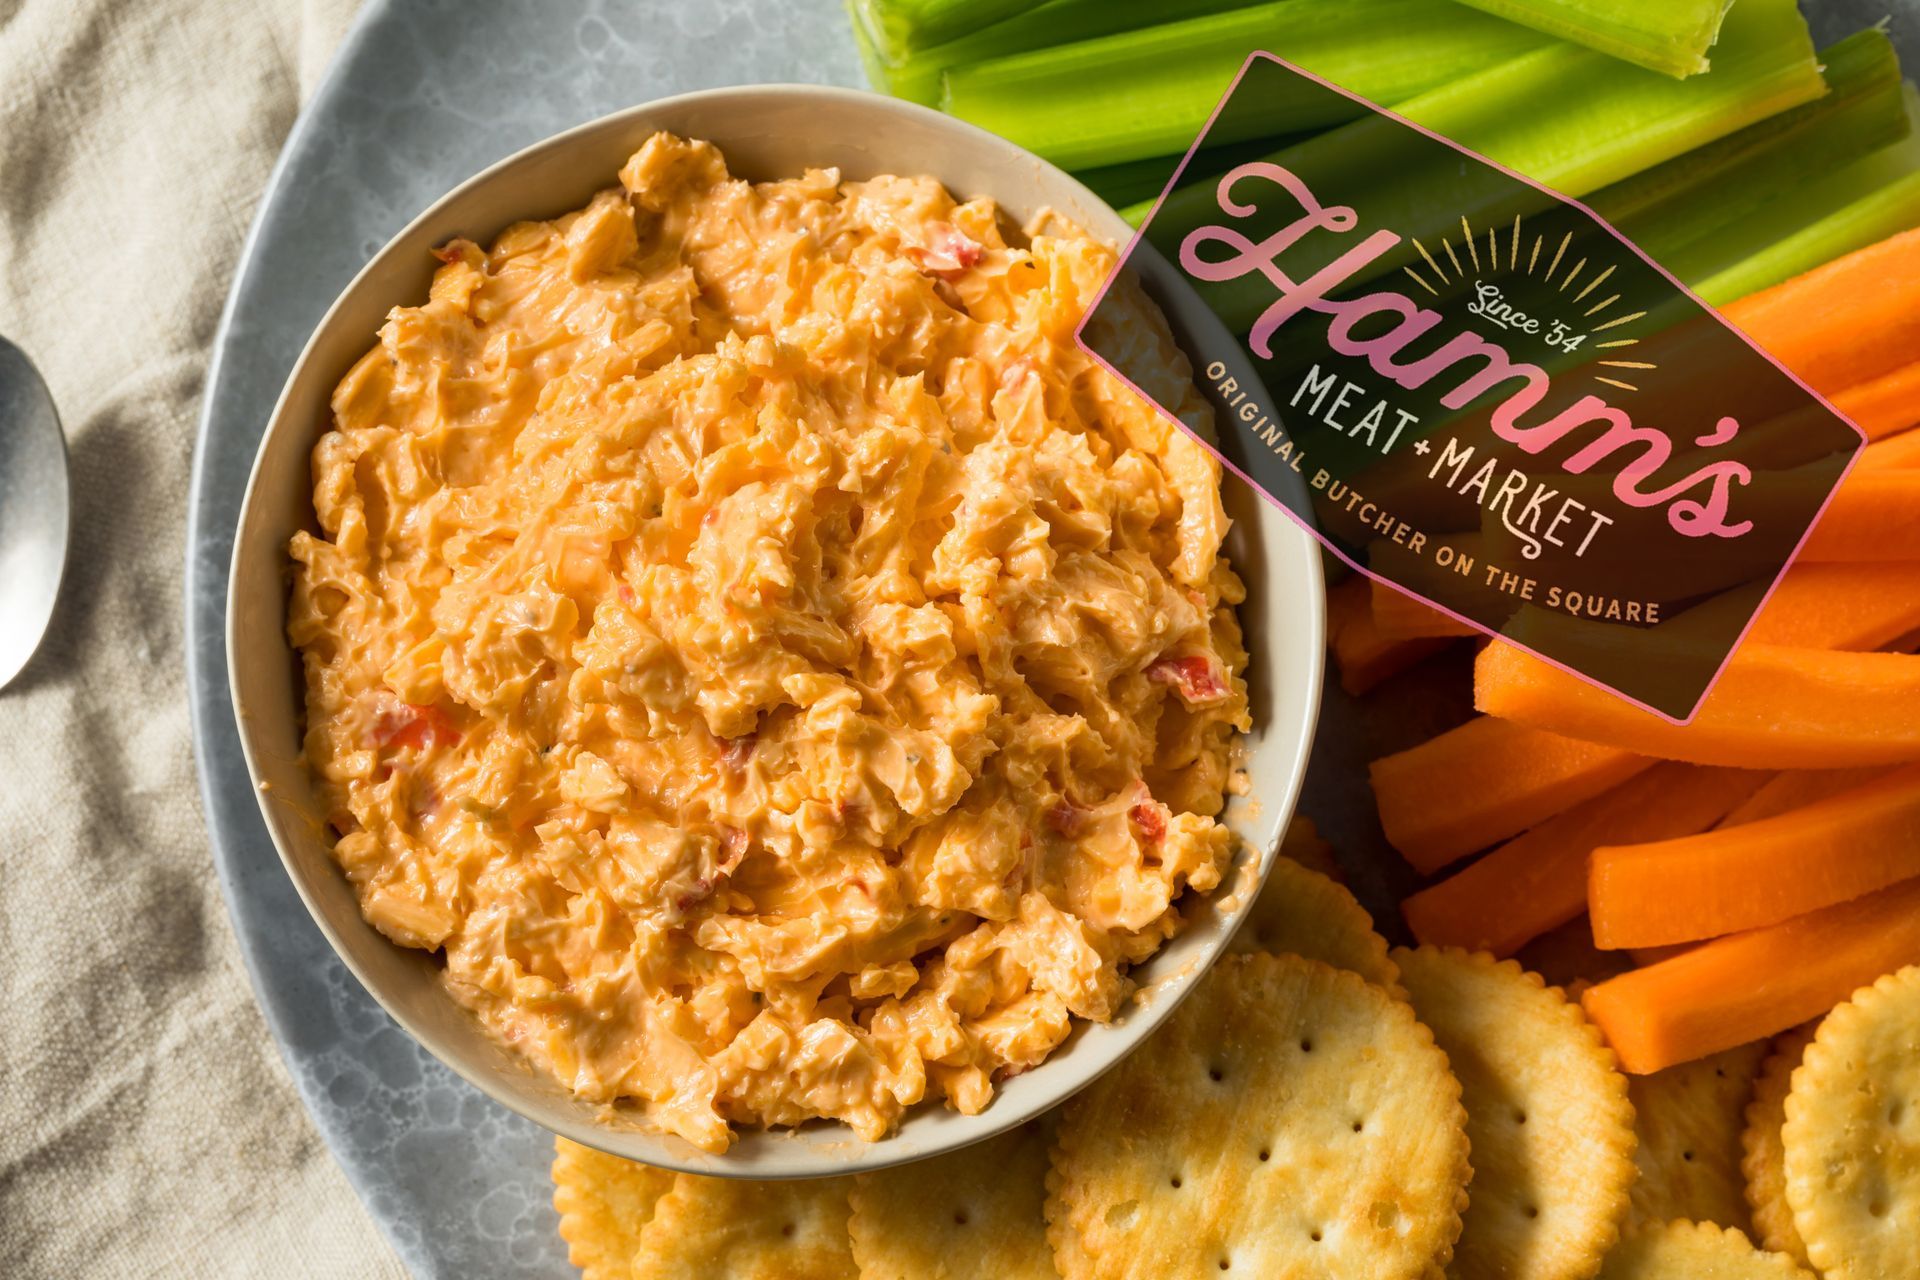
[1047,952,1470,1280]
[1781,964,1920,1280]
[1739,1025,1817,1266]
[551,1137,676,1280]
[633,1171,856,1280]
[1394,946,1636,1280]
[850,1120,1054,1280]
[1227,855,1402,997]
[1626,1041,1768,1235]
[1046,1175,1098,1280]
[1596,1220,1813,1279]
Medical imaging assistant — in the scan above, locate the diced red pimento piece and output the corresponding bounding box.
[1146,654,1229,705]
[942,226,984,268]
[907,222,985,280]
[373,701,459,753]
[1045,801,1086,838]
[672,878,714,917]
[1129,794,1168,843]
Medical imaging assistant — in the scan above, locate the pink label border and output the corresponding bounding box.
[1073,49,1870,727]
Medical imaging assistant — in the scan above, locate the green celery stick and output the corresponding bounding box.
[939,0,1556,171]
[1597,29,1909,263]
[849,5,896,95]
[1075,133,1309,209]
[850,0,1268,106]
[1074,153,1193,211]
[1125,0,1822,220]
[1126,0,1824,329]
[1678,109,1920,303]
[1394,0,1823,200]
[1446,0,1734,79]
[1692,170,1920,302]
[851,0,1039,63]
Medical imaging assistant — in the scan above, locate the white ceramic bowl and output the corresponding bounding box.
[228,84,1324,1177]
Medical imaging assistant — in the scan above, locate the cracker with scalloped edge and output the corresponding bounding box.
[1595,1219,1813,1279]
[1395,946,1636,1280]
[1782,964,1920,1280]
[1051,1205,1096,1280]
[552,1137,676,1280]
[1047,952,1470,1280]
[849,1120,1053,1280]
[1740,1025,1817,1266]
[1228,856,1401,995]
[1626,1041,1768,1235]
[632,1171,857,1280]
[1278,814,1345,882]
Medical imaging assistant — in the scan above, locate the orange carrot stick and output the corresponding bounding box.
[1327,577,1450,696]
[1581,876,1920,1074]
[1380,548,1920,884]
[1626,943,1696,967]
[1476,642,1920,768]
[1717,765,1894,827]
[1744,562,1920,648]
[1371,717,1652,874]
[1722,226,1920,394]
[1831,361,1920,441]
[1857,427,1920,471]
[1368,579,1478,640]
[1590,764,1920,949]
[1797,471,1920,562]
[1401,763,1765,956]
[1390,565,1920,876]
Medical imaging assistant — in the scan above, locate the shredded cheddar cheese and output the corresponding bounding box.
[289,134,1250,1152]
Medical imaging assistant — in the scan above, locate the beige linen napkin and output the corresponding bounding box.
[0,1,409,1276]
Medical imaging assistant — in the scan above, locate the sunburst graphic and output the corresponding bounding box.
[1400,215,1655,392]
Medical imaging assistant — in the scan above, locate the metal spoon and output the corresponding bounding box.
[0,337,69,691]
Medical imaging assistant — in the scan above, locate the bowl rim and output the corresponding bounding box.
[227,81,1326,1177]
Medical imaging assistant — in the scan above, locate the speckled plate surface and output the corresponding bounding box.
[183,2,1910,1276]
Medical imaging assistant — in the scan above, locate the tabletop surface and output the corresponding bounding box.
[182,2,1909,1275]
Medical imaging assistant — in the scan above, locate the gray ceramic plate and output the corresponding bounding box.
[184,1,1914,1274]
[227,81,1324,1177]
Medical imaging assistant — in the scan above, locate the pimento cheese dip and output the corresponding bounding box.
[289,134,1250,1152]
